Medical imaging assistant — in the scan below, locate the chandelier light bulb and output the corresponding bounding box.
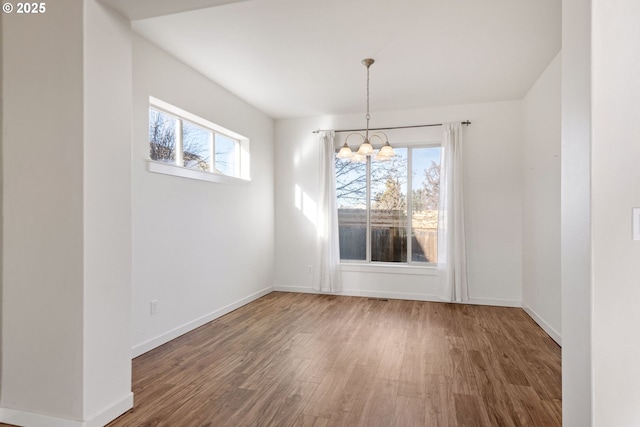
[351,152,367,163]
[356,140,374,155]
[336,142,353,159]
[377,142,395,158]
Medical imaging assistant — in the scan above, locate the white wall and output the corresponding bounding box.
[591,1,640,425]
[522,53,561,344]
[275,101,523,306]
[0,6,4,408]
[1,0,134,425]
[131,34,275,356]
[83,0,134,423]
[2,0,86,420]
[561,0,593,425]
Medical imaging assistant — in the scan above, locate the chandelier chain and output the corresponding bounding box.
[365,63,370,139]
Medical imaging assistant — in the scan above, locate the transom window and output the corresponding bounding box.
[148,97,248,180]
[335,145,441,264]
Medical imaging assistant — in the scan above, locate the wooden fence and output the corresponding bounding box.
[338,209,438,262]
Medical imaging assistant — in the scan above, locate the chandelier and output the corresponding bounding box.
[336,58,395,162]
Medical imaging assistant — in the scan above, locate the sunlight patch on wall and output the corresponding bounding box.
[294,184,317,226]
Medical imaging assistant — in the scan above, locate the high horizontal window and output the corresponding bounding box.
[335,145,441,264]
[148,97,249,180]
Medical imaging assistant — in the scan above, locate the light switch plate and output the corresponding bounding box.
[633,208,640,241]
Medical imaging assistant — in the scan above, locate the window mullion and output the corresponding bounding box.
[366,156,371,263]
[406,147,413,264]
[209,132,215,173]
[235,139,241,177]
[175,118,183,166]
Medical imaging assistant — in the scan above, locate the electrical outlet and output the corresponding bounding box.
[150,299,158,315]
[307,265,312,274]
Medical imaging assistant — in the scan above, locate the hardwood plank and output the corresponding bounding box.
[423,375,455,427]
[453,393,493,427]
[352,378,398,427]
[467,350,521,426]
[302,365,358,418]
[314,363,377,426]
[398,336,429,398]
[507,384,562,426]
[294,413,330,427]
[375,329,407,380]
[393,394,426,427]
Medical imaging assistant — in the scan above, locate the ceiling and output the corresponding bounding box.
[124,0,561,119]
[101,0,249,20]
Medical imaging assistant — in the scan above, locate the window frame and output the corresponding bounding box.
[336,142,441,268]
[147,97,250,181]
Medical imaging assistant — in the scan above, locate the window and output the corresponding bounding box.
[335,145,441,264]
[148,97,249,181]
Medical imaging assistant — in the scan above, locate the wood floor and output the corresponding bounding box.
[103,292,561,427]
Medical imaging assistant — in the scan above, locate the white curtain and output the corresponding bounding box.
[313,131,342,293]
[437,122,468,302]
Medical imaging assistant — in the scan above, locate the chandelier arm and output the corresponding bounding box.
[368,133,383,145]
[344,132,365,146]
[369,131,390,145]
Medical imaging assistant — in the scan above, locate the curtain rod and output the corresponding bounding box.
[312,120,471,134]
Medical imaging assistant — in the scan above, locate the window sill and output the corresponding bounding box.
[339,262,438,276]
[147,160,250,184]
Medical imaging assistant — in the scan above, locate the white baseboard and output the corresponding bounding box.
[131,286,274,358]
[274,285,442,302]
[273,285,521,308]
[0,393,133,427]
[0,408,84,427]
[86,392,133,427]
[0,407,84,427]
[522,304,562,346]
[466,297,521,308]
